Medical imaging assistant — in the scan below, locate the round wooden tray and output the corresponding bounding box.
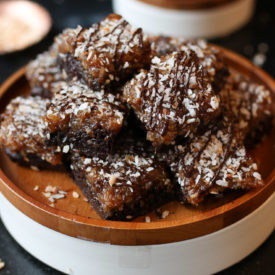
[0,47,274,246]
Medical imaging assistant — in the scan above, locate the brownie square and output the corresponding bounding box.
[158,121,263,205]
[55,14,150,90]
[149,35,229,93]
[0,96,63,169]
[221,74,273,146]
[26,45,67,98]
[69,136,175,220]
[44,82,126,157]
[122,51,221,146]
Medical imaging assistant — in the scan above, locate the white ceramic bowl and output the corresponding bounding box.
[0,192,274,275]
[112,0,255,39]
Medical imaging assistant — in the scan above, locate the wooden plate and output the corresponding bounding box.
[0,47,274,246]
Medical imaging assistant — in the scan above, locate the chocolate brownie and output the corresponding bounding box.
[221,75,273,146]
[55,14,150,90]
[0,96,63,169]
[26,44,67,98]
[44,82,126,157]
[122,51,221,146]
[158,119,263,205]
[69,136,174,220]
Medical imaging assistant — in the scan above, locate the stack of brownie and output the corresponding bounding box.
[0,14,273,220]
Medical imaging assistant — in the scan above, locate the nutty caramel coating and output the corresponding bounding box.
[70,139,174,220]
[0,96,62,168]
[56,14,150,89]
[122,51,220,146]
[44,82,126,157]
[26,45,67,98]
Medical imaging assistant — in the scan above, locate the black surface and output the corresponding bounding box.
[0,0,274,274]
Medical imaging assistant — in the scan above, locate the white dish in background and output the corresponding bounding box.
[113,0,255,39]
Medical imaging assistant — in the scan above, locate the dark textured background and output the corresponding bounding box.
[0,0,274,274]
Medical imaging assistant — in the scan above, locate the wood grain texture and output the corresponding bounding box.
[0,47,274,245]
[137,0,239,10]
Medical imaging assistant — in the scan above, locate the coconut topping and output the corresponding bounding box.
[221,74,273,144]
[160,121,263,205]
[122,51,220,146]
[0,96,62,166]
[70,136,175,220]
[45,82,125,133]
[26,45,67,98]
[44,81,126,157]
[55,13,149,89]
[149,35,229,92]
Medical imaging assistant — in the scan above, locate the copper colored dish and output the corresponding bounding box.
[0,1,51,54]
[0,47,274,246]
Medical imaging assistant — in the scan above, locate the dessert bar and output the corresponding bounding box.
[149,36,229,93]
[26,45,67,98]
[44,82,126,157]
[122,51,221,146]
[158,121,263,205]
[221,75,273,146]
[56,14,150,90]
[0,96,62,169]
[70,138,174,220]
